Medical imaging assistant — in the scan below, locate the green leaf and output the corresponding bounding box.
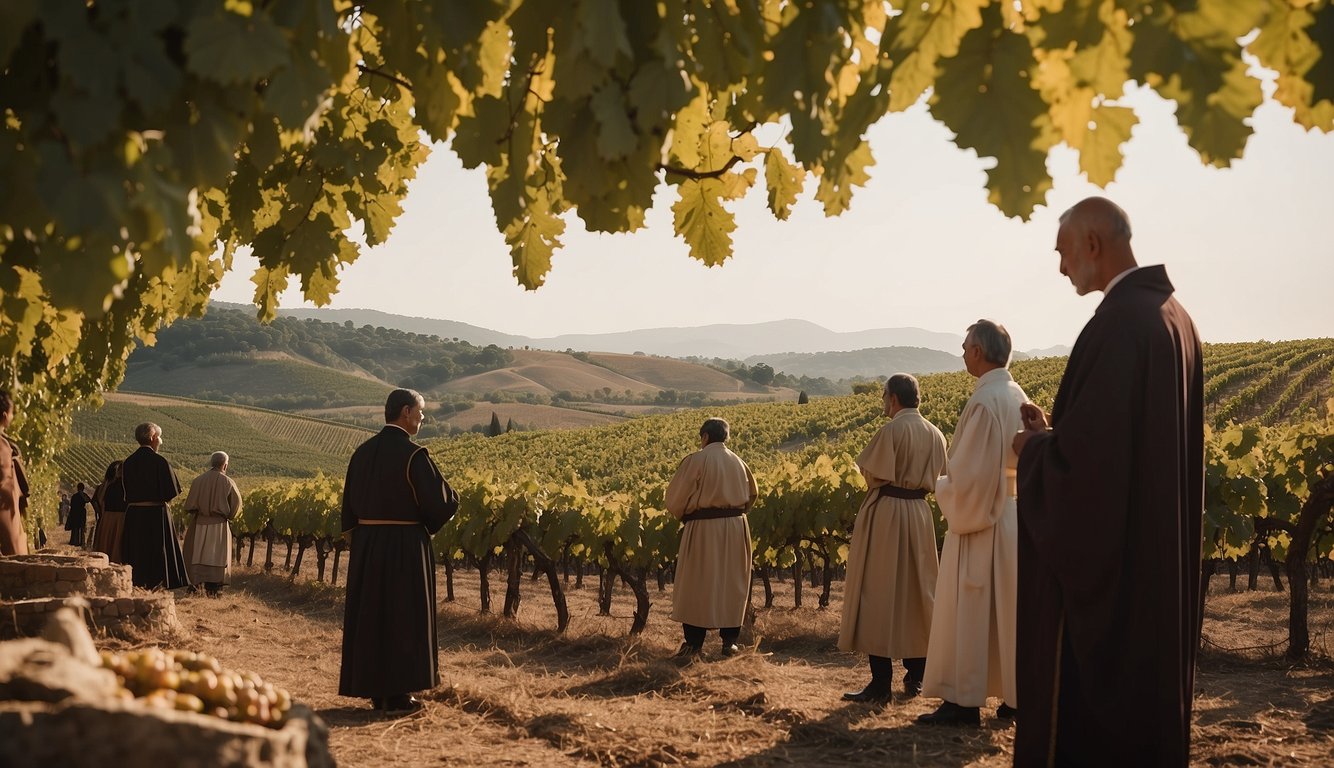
[932,14,1053,219]
[1174,56,1261,168]
[265,51,336,130]
[672,179,735,267]
[185,9,290,85]
[0,0,36,68]
[591,86,638,161]
[412,62,463,143]
[883,0,987,112]
[577,0,632,68]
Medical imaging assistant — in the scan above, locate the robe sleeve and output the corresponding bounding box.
[227,478,242,520]
[1017,323,1137,607]
[183,477,202,514]
[664,454,701,520]
[744,461,758,509]
[409,448,457,535]
[936,400,1008,535]
[340,455,360,534]
[857,426,896,487]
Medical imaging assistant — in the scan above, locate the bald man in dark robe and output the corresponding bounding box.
[1013,197,1204,766]
[340,388,458,713]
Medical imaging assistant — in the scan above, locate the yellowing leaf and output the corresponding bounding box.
[505,190,565,289]
[814,141,874,217]
[883,0,987,112]
[763,148,804,221]
[1079,103,1137,186]
[672,179,735,266]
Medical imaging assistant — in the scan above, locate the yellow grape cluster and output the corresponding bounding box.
[99,649,292,728]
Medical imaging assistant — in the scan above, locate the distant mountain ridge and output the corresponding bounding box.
[213,301,1055,358]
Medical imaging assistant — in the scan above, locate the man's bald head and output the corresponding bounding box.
[1054,196,1137,295]
[1059,196,1133,243]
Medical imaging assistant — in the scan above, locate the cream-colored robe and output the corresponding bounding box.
[182,469,241,584]
[838,408,948,658]
[667,441,758,628]
[923,368,1028,707]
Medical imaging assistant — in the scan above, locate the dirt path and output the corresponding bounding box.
[109,570,1334,767]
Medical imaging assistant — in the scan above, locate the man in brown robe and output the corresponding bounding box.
[839,374,948,702]
[183,451,242,596]
[0,389,27,556]
[340,389,458,713]
[1013,197,1204,766]
[120,422,190,590]
[665,417,758,658]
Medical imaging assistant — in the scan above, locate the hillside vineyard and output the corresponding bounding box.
[96,339,1333,636]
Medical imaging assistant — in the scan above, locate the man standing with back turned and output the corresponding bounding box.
[666,417,758,658]
[183,451,243,596]
[121,422,190,590]
[918,320,1028,727]
[1012,197,1203,766]
[839,374,948,702]
[340,389,458,713]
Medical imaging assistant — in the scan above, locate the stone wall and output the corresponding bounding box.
[0,595,182,640]
[0,552,133,600]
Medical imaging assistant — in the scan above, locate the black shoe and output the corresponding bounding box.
[916,701,981,726]
[369,697,383,710]
[995,702,1017,720]
[841,681,892,703]
[721,642,742,657]
[673,642,702,659]
[903,677,923,698]
[379,694,422,712]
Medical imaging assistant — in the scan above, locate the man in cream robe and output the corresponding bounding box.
[183,451,242,596]
[919,320,1028,727]
[666,417,758,658]
[840,374,948,701]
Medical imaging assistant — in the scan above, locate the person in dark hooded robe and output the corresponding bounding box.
[1012,197,1204,767]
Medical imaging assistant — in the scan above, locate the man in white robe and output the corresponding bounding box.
[666,417,758,658]
[839,374,948,701]
[918,320,1028,726]
[183,451,242,596]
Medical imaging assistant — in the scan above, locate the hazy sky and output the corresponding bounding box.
[214,83,1334,352]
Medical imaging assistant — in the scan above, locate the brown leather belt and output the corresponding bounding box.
[681,507,746,523]
[875,484,928,501]
[357,519,420,526]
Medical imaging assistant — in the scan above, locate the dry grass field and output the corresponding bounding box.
[92,567,1334,767]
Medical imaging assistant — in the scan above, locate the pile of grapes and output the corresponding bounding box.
[99,648,292,727]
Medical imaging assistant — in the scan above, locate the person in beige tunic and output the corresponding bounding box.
[0,389,27,556]
[840,374,948,701]
[666,417,758,658]
[918,320,1029,727]
[183,451,242,596]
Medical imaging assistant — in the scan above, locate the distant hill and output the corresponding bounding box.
[744,347,966,380]
[229,301,1079,359]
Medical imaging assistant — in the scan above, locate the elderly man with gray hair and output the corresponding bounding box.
[917,320,1030,726]
[183,451,243,596]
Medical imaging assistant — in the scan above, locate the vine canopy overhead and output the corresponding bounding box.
[1,0,1331,459]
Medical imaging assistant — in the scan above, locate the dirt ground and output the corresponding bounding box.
[105,569,1334,767]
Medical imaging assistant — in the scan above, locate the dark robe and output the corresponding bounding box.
[120,446,190,590]
[66,490,91,546]
[339,426,458,700]
[1015,265,1204,767]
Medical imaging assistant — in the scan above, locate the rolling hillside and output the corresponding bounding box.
[743,347,967,380]
[58,393,373,489]
[121,355,393,408]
